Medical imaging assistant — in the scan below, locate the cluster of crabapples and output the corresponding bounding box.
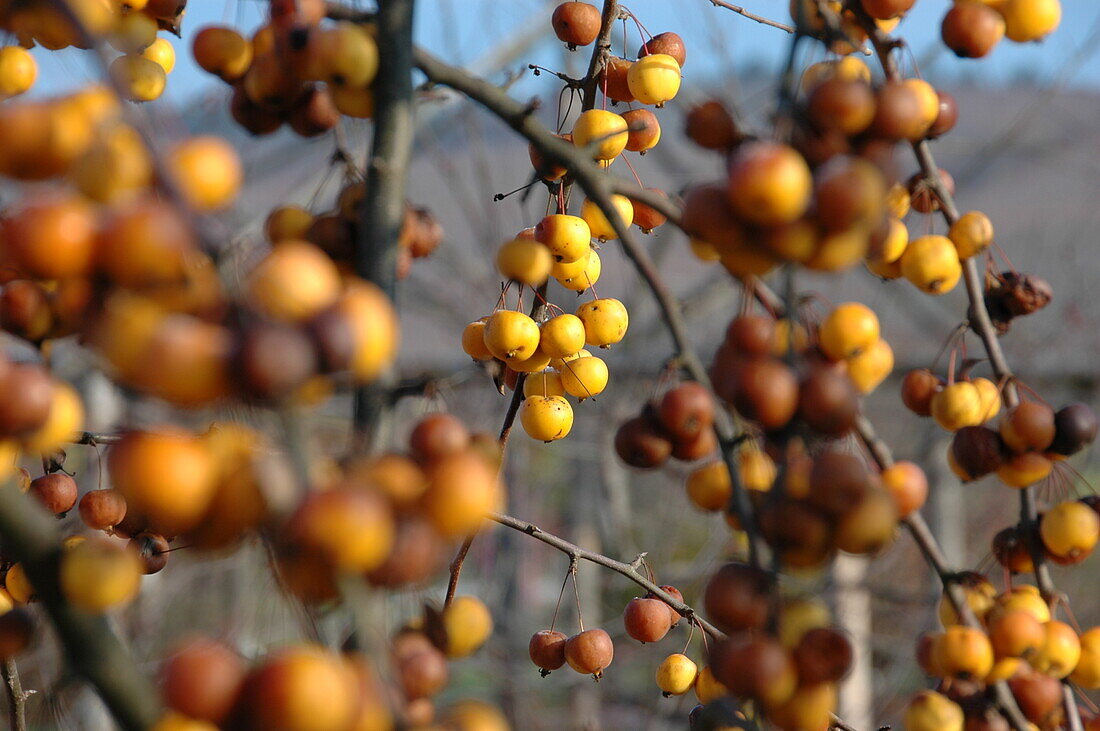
[149,606,505,731]
[193,2,382,137]
[902,566,1100,730]
[0,0,181,103]
[940,0,1061,59]
[266,178,442,284]
[461,216,631,442]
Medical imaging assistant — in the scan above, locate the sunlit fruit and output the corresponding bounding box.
[4,564,31,604]
[443,595,493,659]
[168,136,242,212]
[535,215,591,264]
[59,538,142,612]
[551,1,601,47]
[881,460,928,517]
[847,338,894,394]
[312,22,379,88]
[108,427,217,535]
[621,108,661,151]
[422,451,502,537]
[942,1,1005,58]
[496,238,552,286]
[240,645,357,730]
[79,489,127,531]
[557,248,602,291]
[536,314,584,360]
[558,355,607,399]
[29,473,77,515]
[0,47,36,98]
[529,629,567,673]
[623,596,672,643]
[564,628,614,678]
[575,298,628,347]
[1030,620,1080,679]
[871,82,931,141]
[727,142,812,226]
[934,626,994,680]
[1070,627,1100,689]
[901,235,961,294]
[931,382,984,432]
[7,193,96,280]
[110,55,166,102]
[572,109,628,161]
[581,195,633,241]
[0,364,54,437]
[483,310,540,361]
[161,636,246,724]
[656,653,697,696]
[598,56,634,102]
[767,680,837,731]
[520,395,573,441]
[193,26,253,80]
[1001,0,1061,43]
[142,38,176,74]
[287,487,394,572]
[949,211,994,259]
[938,572,996,627]
[904,690,964,731]
[989,609,1045,660]
[1040,500,1098,562]
[819,302,879,360]
[627,53,681,106]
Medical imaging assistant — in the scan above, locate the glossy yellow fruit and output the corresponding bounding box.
[523,371,565,399]
[69,123,152,204]
[1030,621,1080,678]
[991,586,1051,624]
[901,235,962,294]
[462,319,493,361]
[169,136,242,212]
[869,218,908,269]
[571,109,628,161]
[626,53,681,106]
[550,348,591,371]
[110,55,167,102]
[819,302,880,360]
[693,666,728,704]
[520,395,573,441]
[903,78,940,130]
[949,211,994,259]
[1002,0,1061,42]
[1070,627,1100,689]
[557,248,602,292]
[934,626,994,679]
[0,47,37,98]
[341,280,400,383]
[931,382,983,431]
[656,653,698,695]
[192,26,253,81]
[581,195,634,241]
[4,564,32,604]
[422,452,503,537]
[727,141,812,226]
[483,310,540,361]
[997,452,1052,488]
[142,38,177,74]
[539,314,586,359]
[985,657,1023,683]
[59,539,142,612]
[1040,501,1098,561]
[22,381,84,454]
[443,595,493,659]
[508,348,552,374]
[576,298,629,347]
[535,214,591,263]
[558,355,608,400]
[496,238,552,285]
[846,338,893,394]
[314,22,379,88]
[804,226,870,272]
[248,241,341,322]
[972,377,1002,421]
[686,461,731,512]
[551,249,591,280]
[938,575,996,626]
[903,691,963,731]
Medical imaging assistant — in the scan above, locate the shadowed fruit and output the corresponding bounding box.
[638,32,687,67]
[29,473,77,515]
[193,26,253,80]
[564,629,614,678]
[1049,403,1098,456]
[794,627,854,684]
[581,195,633,240]
[79,489,127,531]
[703,562,772,633]
[59,538,142,612]
[241,645,358,730]
[161,636,246,724]
[0,609,34,658]
[989,610,1045,659]
[130,532,170,574]
[421,452,502,538]
[287,487,394,572]
[443,596,493,659]
[529,630,567,672]
[710,634,797,709]
[902,368,942,416]
[999,401,1055,453]
[621,108,661,151]
[614,415,672,468]
[623,597,672,643]
[551,2,601,47]
[904,690,964,731]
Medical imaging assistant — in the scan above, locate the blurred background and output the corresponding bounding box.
[7,0,1100,728]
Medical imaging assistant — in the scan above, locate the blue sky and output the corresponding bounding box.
[22,0,1100,110]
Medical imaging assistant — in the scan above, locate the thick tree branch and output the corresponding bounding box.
[0,480,162,730]
[353,0,417,450]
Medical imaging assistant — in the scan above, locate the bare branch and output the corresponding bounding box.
[2,660,26,731]
[707,0,795,33]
